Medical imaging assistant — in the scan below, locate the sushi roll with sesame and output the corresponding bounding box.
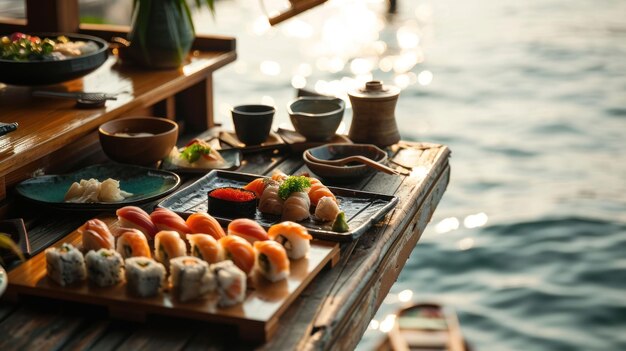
[254,240,290,282]
[169,256,216,302]
[85,249,123,287]
[125,257,166,297]
[211,260,246,307]
[45,243,87,286]
[267,221,312,259]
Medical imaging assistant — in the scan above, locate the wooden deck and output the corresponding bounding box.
[0,138,450,350]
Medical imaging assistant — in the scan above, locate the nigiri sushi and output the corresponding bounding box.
[116,206,158,239]
[244,178,268,198]
[80,218,115,252]
[227,218,269,244]
[188,234,223,264]
[218,235,255,275]
[186,212,226,239]
[258,182,283,215]
[268,221,312,259]
[170,256,216,302]
[154,230,187,268]
[150,208,191,239]
[308,178,336,206]
[282,191,311,222]
[211,260,246,307]
[254,240,290,282]
[271,169,288,182]
[314,196,341,221]
[116,229,152,259]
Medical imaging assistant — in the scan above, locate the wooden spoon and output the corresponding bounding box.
[307,154,402,176]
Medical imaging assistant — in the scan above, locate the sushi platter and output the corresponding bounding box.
[6,217,340,342]
[157,170,399,241]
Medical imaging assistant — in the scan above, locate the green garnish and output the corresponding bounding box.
[100,250,111,257]
[278,176,311,200]
[332,212,350,233]
[180,143,212,163]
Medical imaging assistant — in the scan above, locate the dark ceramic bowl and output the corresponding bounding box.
[0,33,109,86]
[303,143,387,180]
[287,97,345,141]
[99,117,178,166]
[231,105,275,145]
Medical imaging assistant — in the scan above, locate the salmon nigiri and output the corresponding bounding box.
[154,230,187,268]
[243,178,268,198]
[227,218,269,244]
[268,221,312,259]
[116,229,151,259]
[116,206,158,239]
[218,235,255,275]
[186,212,226,239]
[150,208,191,239]
[188,234,223,264]
[308,178,336,206]
[80,218,115,252]
[254,240,290,282]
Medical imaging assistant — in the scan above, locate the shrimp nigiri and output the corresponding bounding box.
[308,178,336,206]
[188,234,223,264]
[227,218,269,244]
[150,208,191,239]
[154,230,187,268]
[218,235,255,275]
[116,229,152,259]
[116,206,158,239]
[186,212,226,239]
[243,178,268,198]
[254,240,290,282]
[268,221,312,259]
[80,218,115,252]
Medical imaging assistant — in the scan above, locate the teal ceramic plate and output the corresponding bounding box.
[161,148,242,174]
[16,164,180,210]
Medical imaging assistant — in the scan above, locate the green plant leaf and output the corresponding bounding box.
[0,233,25,266]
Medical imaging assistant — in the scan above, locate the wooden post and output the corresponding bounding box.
[26,0,80,32]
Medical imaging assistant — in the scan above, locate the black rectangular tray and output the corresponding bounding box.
[156,170,398,241]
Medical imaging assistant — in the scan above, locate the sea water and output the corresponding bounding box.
[205,1,626,349]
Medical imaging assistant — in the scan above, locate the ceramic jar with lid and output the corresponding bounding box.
[348,80,401,148]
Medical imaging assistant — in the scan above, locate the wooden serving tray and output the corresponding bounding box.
[6,218,340,343]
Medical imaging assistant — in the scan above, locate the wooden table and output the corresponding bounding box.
[0,137,450,350]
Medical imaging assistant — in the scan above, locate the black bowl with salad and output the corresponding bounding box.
[0,32,108,86]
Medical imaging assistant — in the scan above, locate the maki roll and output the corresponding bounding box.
[45,243,86,286]
[85,249,123,287]
[188,234,223,264]
[258,182,283,215]
[116,206,158,239]
[169,256,216,302]
[218,235,255,275]
[211,260,246,307]
[79,218,114,252]
[125,257,166,297]
[254,240,290,282]
[227,218,269,244]
[186,212,226,239]
[314,196,340,222]
[116,229,151,259]
[150,208,191,239]
[267,221,312,259]
[154,230,187,268]
[208,187,257,218]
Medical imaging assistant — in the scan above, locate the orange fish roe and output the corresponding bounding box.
[209,187,256,202]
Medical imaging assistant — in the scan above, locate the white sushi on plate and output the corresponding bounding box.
[169,256,216,302]
[125,257,166,297]
[211,260,246,307]
[45,243,87,286]
[85,249,123,287]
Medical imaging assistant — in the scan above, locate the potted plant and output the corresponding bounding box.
[128,0,216,69]
[0,234,25,297]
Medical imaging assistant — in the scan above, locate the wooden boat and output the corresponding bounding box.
[377,303,469,351]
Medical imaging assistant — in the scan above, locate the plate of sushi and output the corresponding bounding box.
[160,138,243,174]
[157,170,399,241]
[7,210,339,342]
[15,164,180,211]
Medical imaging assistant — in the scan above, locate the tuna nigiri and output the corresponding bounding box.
[227,218,269,244]
[116,206,158,239]
[268,221,312,259]
[80,218,115,252]
[254,240,290,282]
[150,208,191,239]
[218,235,255,275]
[186,212,226,239]
[188,234,223,264]
[116,229,151,259]
[308,178,336,206]
[154,230,187,268]
[244,178,268,198]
